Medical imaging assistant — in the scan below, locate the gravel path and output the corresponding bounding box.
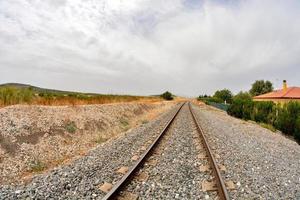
[0,104,179,199]
[121,103,216,200]
[192,104,300,200]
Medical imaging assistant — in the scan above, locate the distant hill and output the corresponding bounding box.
[0,83,101,96]
[0,83,143,97]
[0,83,33,89]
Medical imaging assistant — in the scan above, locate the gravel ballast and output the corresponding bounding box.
[192,104,300,199]
[122,103,215,200]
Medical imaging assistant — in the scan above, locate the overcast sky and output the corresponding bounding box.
[0,0,300,96]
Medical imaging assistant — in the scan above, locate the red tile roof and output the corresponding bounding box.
[253,87,300,99]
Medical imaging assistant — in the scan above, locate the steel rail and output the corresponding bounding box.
[189,102,230,200]
[102,102,185,200]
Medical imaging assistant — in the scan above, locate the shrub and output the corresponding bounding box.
[120,118,129,127]
[65,121,77,133]
[206,97,223,103]
[275,101,300,135]
[252,101,275,123]
[94,135,108,144]
[161,91,173,100]
[118,118,129,132]
[294,117,300,143]
[227,98,253,120]
[198,96,223,104]
[287,101,300,118]
[29,159,46,172]
[141,120,149,124]
[274,106,291,134]
[120,118,130,131]
[226,88,300,143]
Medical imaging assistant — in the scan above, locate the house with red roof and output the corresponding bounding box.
[253,80,300,103]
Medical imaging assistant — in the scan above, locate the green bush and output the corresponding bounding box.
[198,96,223,104]
[267,103,280,125]
[220,81,300,144]
[274,106,291,134]
[207,97,223,103]
[65,121,77,133]
[228,97,300,143]
[252,101,274,123]
[294,117,300,143]
[227,98,253,120]
[228,93,275,123]
[161,91,173,100]
[275,101,300,135]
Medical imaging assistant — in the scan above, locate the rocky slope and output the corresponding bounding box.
[0,101,175,184]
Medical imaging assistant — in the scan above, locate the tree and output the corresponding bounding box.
[249,80,273,96]
[213,89,233,103]
[233,91,252,101]
[197,94,209,100]
[227,91,254,120]
[161,91,173,100]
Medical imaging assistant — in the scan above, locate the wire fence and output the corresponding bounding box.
[206,102,230,111]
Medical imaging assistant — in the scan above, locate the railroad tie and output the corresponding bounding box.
[99,182,113,193]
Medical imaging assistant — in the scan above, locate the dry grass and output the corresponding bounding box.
[29,159,46,172]
[94,135,108,144]
[32,96,160,106]
[0,86,162,107]
[259,123,277,132]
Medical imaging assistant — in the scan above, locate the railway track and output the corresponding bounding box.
[189,103,230,200]
[101,102,230,200]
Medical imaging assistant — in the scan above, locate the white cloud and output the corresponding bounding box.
[0,0,300,95]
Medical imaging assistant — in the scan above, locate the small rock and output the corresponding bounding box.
[15,190,22,194]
